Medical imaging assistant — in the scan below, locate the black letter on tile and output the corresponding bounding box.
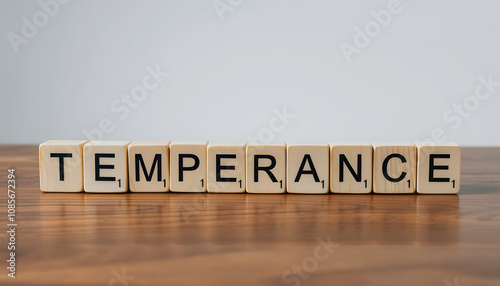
[179,154,200,181]
[339,154,362,182]
[216,154,237,182]
[95,153,116,181]
[295,154,320,182]
[429,154,450,182]
[50,153,72,181]
[382,153,406,182]
[135,154,162,182]
[254,155,277,182]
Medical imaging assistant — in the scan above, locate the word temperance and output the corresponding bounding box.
[39,141,461,194]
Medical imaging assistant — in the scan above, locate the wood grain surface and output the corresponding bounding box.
[0,145,499,286]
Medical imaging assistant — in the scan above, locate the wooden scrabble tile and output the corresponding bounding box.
[286,143,329,194]
[246,143,286,194]
[128,141,170,192]
[39,140,88,192]
[329,142,372,194]
[83,141,130,193]
[372,143,416,194]
[207,142,246,193]
[414,142,461,194]
[170,141,208,192]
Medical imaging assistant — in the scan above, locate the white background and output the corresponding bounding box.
[1,0,499,145]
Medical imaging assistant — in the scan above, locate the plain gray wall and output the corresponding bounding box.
[1,0,499,145]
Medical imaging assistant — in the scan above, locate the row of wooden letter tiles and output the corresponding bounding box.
[39,140,461,194]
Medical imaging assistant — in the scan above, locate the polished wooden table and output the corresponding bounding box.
[0,145,499,286]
